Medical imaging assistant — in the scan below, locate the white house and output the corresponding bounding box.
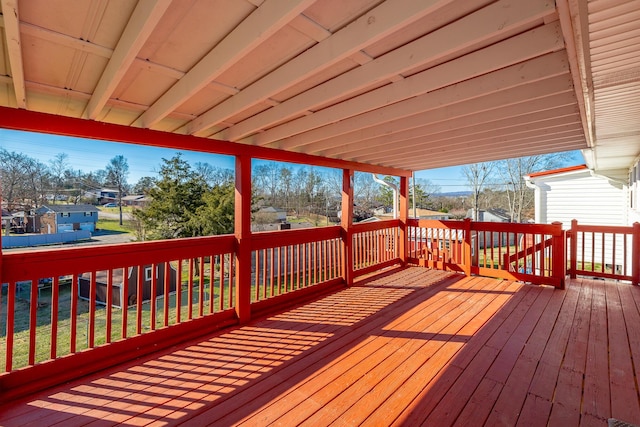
[525,164,630,274]
[524,164,628,228]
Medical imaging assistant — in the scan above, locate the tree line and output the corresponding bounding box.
[1,145,569,241]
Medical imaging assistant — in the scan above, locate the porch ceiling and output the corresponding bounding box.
[0,0,634,173]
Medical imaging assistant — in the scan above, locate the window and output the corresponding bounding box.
[144,267,153,281]
[60,212,70,217]
[84,212,93,216]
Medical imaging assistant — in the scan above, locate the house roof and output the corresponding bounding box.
[38,204,100,213]
[526,164,588,179]
[0,1,637,175]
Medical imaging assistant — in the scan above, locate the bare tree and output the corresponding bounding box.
[462,162,496,221]
[497,153,569,222]
[106,155,129,225]
[49,153,70,204]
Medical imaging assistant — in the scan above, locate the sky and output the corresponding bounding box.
[1,128,585,193]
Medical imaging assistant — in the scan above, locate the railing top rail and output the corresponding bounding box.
[251,226,341,250]
[571,223,635,233]
[2,234,236,282]
[352,219,401,233]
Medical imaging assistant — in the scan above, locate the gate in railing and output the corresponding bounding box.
[408,219,566,289]
[567,220,640,284]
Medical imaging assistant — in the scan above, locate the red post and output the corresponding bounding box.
[341,169,354,285]
[463,218,472,276]
[235,155,252,323]
[632,222,640,286]
[399,176,408,266]
[552,221,566,290]
[569,219,578,279]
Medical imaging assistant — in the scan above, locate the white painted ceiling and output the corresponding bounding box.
[0,0,637,175]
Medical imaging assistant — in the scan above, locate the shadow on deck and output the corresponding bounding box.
[1,267,640,426]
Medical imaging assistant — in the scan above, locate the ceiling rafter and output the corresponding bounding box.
[135,0,314,129]
[254,21,565,151]
[265,41,569,155]
[83,0,172,120]
[323,75,577,160]
[358,120,584,164]
[398,134,586,169]
[224,0,557,143]
[326,105,581,159]
[331,75,577,161]
[185,0,455,136]
[1,0,26,108]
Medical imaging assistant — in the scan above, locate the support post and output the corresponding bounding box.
[633,222,640,286]
[341,169,354,285]
[235,155,252,323]
[399,176,408,266]
[569,219,578,279]
[463,218,472,276]
[552,221,566,290]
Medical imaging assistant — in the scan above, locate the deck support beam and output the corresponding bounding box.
[341,169,354,285]
[235,155,253,323]
[399,176,408,265]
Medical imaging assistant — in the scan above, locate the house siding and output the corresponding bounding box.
[529,169,628,270]
[533,172,626,227]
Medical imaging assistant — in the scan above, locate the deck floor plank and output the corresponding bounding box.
[1,268,640,427]
[605,282,640,423]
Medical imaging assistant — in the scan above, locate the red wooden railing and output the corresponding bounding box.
[0,235,237,374]
[407,219,566,289]
[3,217,639,400]
[250,227,344,309]
[351,220,401,278]
[567,220,640,284]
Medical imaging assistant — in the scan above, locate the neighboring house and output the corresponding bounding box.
[465,208,511,223]
[121,194,150,207]
[35,204,99,234]
[96,188,123,205]
[525,164,629,274]
[256,206,287,222]
[79,263,178,308]
[415,208,452,220]
[524,164,627,228]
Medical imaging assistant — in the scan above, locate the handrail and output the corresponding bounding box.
[2,235,236,282]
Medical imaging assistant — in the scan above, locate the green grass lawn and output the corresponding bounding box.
[0,276,234,371]
[96,218,135,233]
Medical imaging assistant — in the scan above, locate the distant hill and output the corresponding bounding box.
[436,191,472,197]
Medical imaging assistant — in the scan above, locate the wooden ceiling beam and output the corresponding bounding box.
[304,74,575,155]
[224,0,556,142]
[327,106,580,159]
[1,0,26,108]
[356,122,584,164]
[185,0,453,135]
[262,23,567,152]
[135,0,314,129]
[0,106,411,177]
[83,0,172,120]
[398,136,587,170]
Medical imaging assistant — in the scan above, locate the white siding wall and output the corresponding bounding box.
[534,171,626,228]
[531,170,627,270]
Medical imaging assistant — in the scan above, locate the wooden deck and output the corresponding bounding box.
[1,267,640,426]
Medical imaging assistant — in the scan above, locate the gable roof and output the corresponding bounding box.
[38,204,100,213]
[526,164,588,179]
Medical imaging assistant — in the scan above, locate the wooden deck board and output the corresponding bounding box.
[1,267,640,427]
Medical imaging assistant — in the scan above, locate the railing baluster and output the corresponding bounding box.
[51,276,60,357]
[89,271,96,347]
[70,273,78,354]
[136,265,143,333]
[176,260,183,323]
[150,264,157,330]
[165,262,171,324]
[187,258,194,321]
[106,270,113,342]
